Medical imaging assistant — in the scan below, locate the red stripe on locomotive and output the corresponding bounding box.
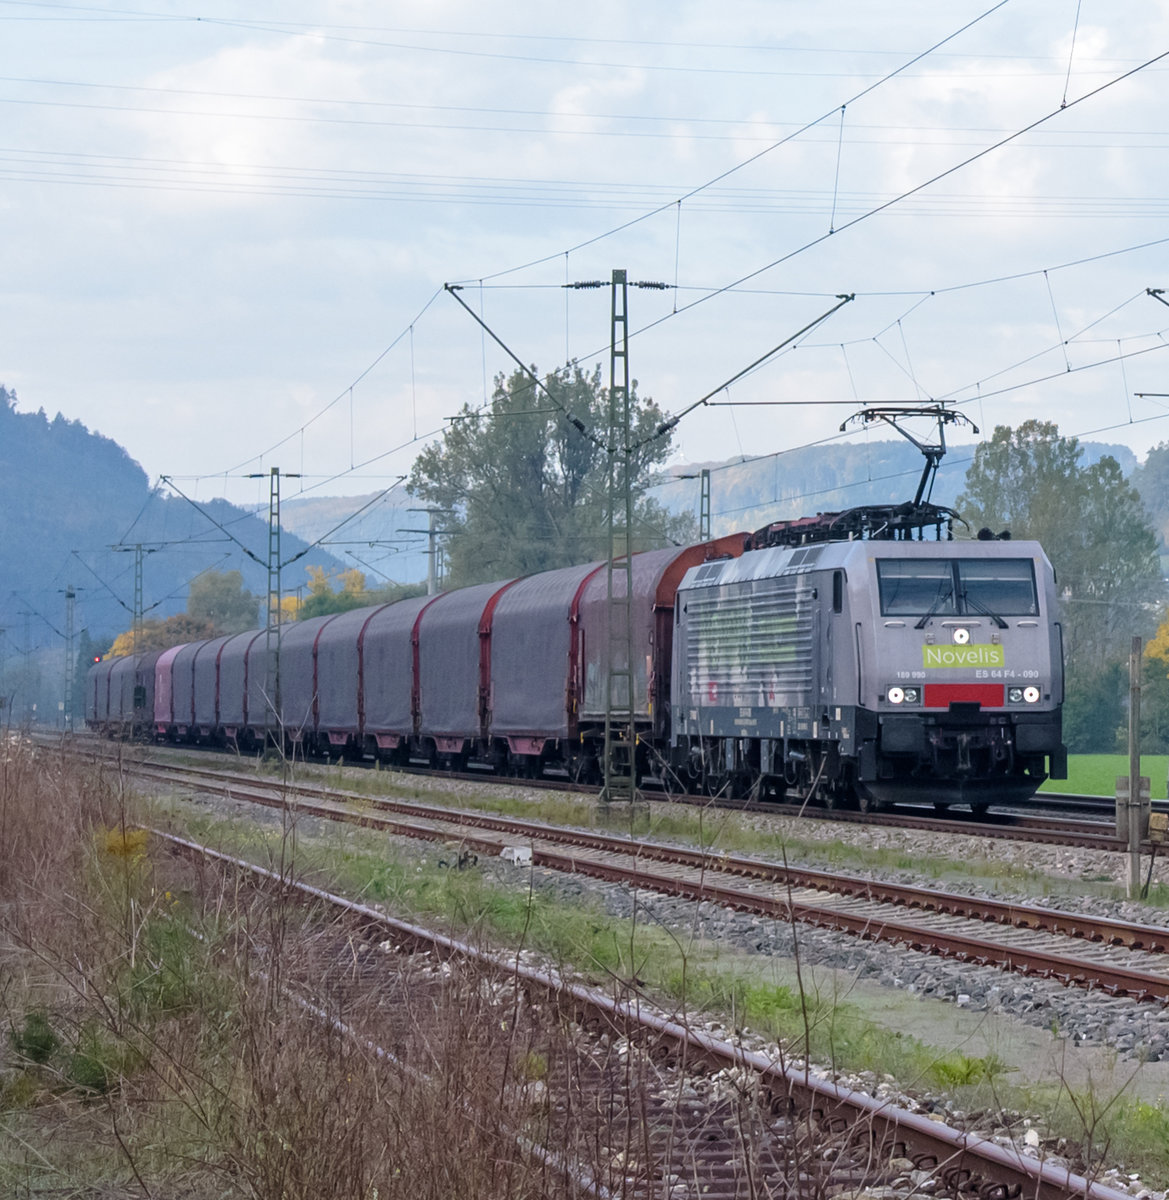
[923,683,1004,709]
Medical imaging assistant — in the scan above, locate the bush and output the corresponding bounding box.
[10,1009,58,1064]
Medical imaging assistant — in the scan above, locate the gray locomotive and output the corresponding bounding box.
[670,513,1066,811]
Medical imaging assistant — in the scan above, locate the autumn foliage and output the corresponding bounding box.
[107,615,218,657]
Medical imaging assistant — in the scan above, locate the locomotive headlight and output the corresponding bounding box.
[1008,686,1024,703]
[1023,686,1041,704]
[887,686,905,704]
[902,686,920,704]
[952,628,970,645]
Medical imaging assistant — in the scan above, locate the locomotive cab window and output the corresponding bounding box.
[956,559,1038,616]
[877,558,1038,618]
[877,561,956,616]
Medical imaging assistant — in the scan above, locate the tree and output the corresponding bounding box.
[106,568,258,654]
[295,565,425,620]
[408,363,696,587]
[298,565,374,620]
[1062,660,1126,753]
[107,615,218,656]
[1132,440,1169,554]
[187,569,259,634]
[958,420,1163,677]
[1143,616,1169,753]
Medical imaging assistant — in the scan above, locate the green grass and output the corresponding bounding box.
[156,809,1018,1094]
[144,796,1169,1184]
[1040,755,1169,799]
[152,758,1151,912]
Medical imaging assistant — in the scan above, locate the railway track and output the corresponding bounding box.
[49,731,1152,850]
[121,755,1169,1007]
[154,825,1136,1200]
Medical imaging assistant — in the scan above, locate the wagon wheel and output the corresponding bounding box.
[856,786,882,815]
[569,753,599,787]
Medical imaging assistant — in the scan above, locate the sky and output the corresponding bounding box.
[6,0,1169,536]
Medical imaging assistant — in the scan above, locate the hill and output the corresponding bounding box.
[275,491,429,588]
[0,386,345,718]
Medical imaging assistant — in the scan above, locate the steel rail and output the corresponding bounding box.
[129,760,1169,1004]
[53,733,1143,849]
[151,826,1134,1200]
[124,757,1169,952]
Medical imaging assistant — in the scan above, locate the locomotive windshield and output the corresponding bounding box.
[877,558,1039,618]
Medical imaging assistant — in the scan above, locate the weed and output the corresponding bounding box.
[7,743,1169,1192]
[10,1008,58,1064]
[518,1050,548,1081]
[67,1023,123,1093]
[0,1071,41,1111]
[101,825,150,860]
[121,912,209,1018]
[929,1052,1008,1088]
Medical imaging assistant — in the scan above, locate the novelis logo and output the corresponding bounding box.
[922,644,1005,669]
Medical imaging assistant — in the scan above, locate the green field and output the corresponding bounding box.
[1039,754,1169,800]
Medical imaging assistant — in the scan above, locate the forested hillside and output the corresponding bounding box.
[0,386,344,719]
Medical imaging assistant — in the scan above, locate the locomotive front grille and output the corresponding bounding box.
[685,582,815,705]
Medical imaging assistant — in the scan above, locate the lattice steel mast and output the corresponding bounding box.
[601,269,637,804]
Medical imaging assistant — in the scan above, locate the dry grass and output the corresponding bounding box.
[0,734,578,1197]
[2,738,861,1199]
[10,738,1168,1195]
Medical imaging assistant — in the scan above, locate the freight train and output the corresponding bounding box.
[85,501,1067,813]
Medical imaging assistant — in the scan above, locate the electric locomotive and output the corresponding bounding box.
[670,503,1066,811]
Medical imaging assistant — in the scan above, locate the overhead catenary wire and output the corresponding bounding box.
[1061,0,1084,109]
[436,66,1169,466]
[5,4,1040,84]
[463,0,1016,284]
[218,286,443,478]
[117,1,1163,517]
[646,294,855,446]
[675,402,1169,527]
[0,4,1148,72]
[655,330,1169,496]
[285,481,407,568]
[443,282,606,452]
[44,0,1162,544]
[619,45,1169,346]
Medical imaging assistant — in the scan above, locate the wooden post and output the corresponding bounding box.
[1126,637,1145,899]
